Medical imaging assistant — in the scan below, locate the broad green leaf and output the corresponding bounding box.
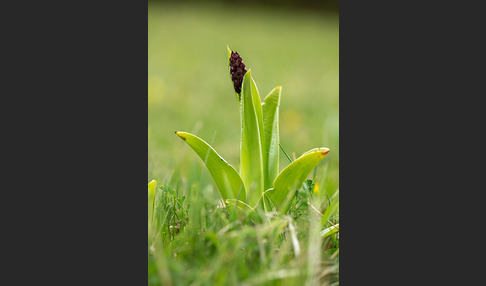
[250,75,266,196]
[267,147,330,212]
[175,131,246,202]
[240,70,264,207]
[262,86,281,190]
[251,75,264,150]
[321,223,339,238]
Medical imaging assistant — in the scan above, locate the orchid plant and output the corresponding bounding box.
[175,47,330,215]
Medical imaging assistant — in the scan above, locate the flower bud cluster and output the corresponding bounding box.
[229,51,247,94]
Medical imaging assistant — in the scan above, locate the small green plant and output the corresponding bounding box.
[175,47,330,215]
[148,180,190,243]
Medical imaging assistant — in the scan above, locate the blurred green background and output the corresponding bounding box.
[148,2,339,195]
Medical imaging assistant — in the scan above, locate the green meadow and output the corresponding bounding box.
[148,2,339,285]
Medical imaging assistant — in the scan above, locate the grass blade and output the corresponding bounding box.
[175,131,246,202]
[267,147,330,212]
[225,199,256,212]
[262,86,281,189]
[279,144,293,163]
[321,223,339,238]
[287,217,301,257]
[224,199,261,221]
[321,189,339,226]
[240,70,264,207]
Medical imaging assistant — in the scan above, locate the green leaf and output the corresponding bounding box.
[240,70,264,207]
[148,179,157,204]
[175,131,246,202]
[321,223,339,238]
[262,86,281,190]
[148,179,157,226]
[267,147,330,212]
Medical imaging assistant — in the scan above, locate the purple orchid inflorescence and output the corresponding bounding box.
[229,51,247,94]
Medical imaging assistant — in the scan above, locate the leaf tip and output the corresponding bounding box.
[226,45,232,59]
[320,148,330,155]
[148,179,157,188]
[175,131,186,141]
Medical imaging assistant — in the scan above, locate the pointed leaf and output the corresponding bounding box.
[240,70,264,207]
[262,86,281,189]
[148,179,157,226]
[148,179,157,204]
[227,45,232,61]
[267,147,330,212]
[251,75,264,149]
[175,131,246,202]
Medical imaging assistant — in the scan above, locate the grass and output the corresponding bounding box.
[148,2,339,285]
[149,180,339,286]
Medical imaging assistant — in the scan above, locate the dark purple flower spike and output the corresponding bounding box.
[229,51,247,94]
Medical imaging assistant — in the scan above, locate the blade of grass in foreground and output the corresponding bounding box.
[240,70,264,207]
[175,131,246,202]
[321,223,339,238]
[266,148,330,212]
